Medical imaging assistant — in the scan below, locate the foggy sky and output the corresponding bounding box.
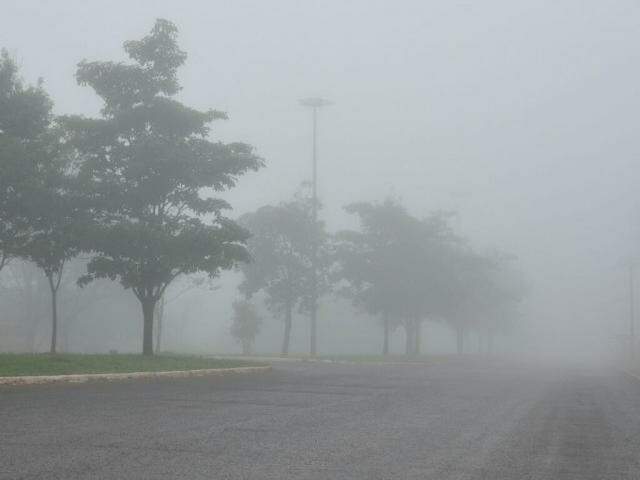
[3,0,640,352]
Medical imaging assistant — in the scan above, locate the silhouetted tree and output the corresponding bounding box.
[437,247,525,354]
[474,252,526,354]
[0,49,53,273]
[337,199,461,356]
[438,248,491,354]
[64,19,262,355]
[0,50,83,353]
[230,299,262,355]
[239,190,328,355]
[335,200,407,355]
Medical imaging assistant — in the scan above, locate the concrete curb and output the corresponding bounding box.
[210,355,433,367]
[0,365,272,386]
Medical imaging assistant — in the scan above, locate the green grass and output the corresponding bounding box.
[0,354,266,377]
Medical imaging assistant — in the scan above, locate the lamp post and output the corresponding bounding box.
[630,259,636,362]
[299,97,332,356]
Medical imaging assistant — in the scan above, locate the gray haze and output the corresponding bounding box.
[3,0,639,358]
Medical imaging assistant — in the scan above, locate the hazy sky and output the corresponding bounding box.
[3,0,640,347]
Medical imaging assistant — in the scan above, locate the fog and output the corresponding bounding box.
[2,0,639,362]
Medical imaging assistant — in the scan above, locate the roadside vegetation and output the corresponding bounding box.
[0,354,263,377]
[1,18,526,361]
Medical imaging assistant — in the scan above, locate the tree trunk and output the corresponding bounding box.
[281,304,292,356]
[47,275,58,354]
[141,298,156,356]
[155,296,165,353]
[155,309,162,354]
[382,314,390,356]
[456,327,464,355]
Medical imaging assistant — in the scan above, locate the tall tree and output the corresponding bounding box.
[0,50,78,353]
[0,49,53,273]
[64,19,262,355]
[335,200,409,355]
[239,190,328,355]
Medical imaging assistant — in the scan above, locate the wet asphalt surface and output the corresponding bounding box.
[1,360,640,479]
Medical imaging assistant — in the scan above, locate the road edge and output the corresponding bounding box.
[210,355,431,366]
[0,365,272,386]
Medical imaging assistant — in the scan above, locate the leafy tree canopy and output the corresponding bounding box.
[62,19,263,354]
[336,199,460,322]
[239,189,330,355]
[239,189,329,317]
[0,49,54,271]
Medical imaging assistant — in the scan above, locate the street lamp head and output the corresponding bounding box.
[299,97,333,108]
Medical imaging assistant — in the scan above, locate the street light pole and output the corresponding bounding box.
[299,97,331,357]
[630,259,636,362]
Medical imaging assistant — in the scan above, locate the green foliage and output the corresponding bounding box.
[437,246,526,342]
[62,19,262,354]
[0,353,263,377]
[239,189,329,354]
[0,21,527,358]
[336,199,459,321]
[0,50,52,138]
[239,189,329,317]
[0,49,79,353]
[0,49,54,271]
[17,135,84,278]
[230,299,262,354]
[336,198,525,354]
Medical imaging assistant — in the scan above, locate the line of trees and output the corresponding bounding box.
[2,18,525,357]
[237,188,331,355]
[234,194,526,357]
[1,20,261,355]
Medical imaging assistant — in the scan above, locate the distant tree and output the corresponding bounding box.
[239,189,328,355]
[230,299,262,355]
[438,248,526,354]
[64,19,262,355]
[0,49,53,273]
[335,200,407,355]
[337,199,460,356]
[438,248,490,354]
[475,252,526,354]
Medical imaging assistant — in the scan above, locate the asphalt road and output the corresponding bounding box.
[1,360,640,479]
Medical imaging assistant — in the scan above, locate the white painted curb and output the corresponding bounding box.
[0,365,272,386]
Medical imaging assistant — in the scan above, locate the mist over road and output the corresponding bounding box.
[1,361,639,479]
